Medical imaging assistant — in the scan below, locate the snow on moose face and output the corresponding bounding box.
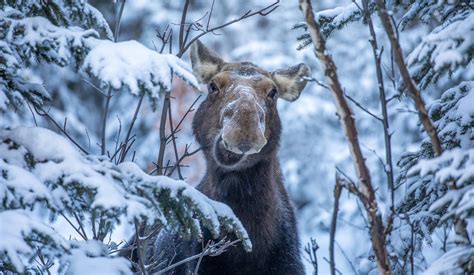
[190,40,311,169]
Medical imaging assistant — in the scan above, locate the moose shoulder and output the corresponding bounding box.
[154,40,311,275]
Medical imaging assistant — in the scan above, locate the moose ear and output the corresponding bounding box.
[272,63,311,102]
[190,40,224,83]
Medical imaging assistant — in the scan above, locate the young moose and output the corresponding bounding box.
[154,41,311,274]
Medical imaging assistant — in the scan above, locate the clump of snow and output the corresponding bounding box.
[428,81,474,149]
[407,11,474,88]
[83,40,199,101]
[0,210,69,273]
[1,10,99,67]
[423,245,474,275]
[411,148,474,220]
[60,240,131,275]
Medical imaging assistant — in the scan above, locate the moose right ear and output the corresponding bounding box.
[190,40,224,83]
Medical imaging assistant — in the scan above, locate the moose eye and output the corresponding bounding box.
[267,88,278,100]
[208,81,219,93]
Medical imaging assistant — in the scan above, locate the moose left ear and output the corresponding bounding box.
[272,63,311,102]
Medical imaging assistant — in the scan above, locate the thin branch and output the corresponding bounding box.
[134,221,147,274]
[156,91,171,175]
[177,1,279,57]
[81,78,108,97]
[59,212,87,241]
[193,240,211,274]
[344,91,383,122]
[34,106,89,154]
[166,144,201,177]
[118,93,145,163]
[167,101,183,179]
[303,76,330,90]
[167,95,202,139]
[330,176,342,275]
[334,241,359,275]
[304,238,319,275]
[299,1,391,273]
[72,211,89,241]
[178,0,191,52]
[155,238,239,274]
[114,0,126,42]
[26,101,38,126]
[322,258,342,275]
[101,0,126,155]
[375,0,441,156]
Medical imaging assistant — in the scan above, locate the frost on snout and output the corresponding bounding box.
[220,88,267,155]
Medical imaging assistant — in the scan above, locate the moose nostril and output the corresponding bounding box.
[238,144,252,154]
[223,140,229,149]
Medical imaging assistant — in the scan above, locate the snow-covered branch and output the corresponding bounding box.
[0,127,250,272]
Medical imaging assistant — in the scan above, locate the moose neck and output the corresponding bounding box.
[200,153,283,249]
[202,155,280,203]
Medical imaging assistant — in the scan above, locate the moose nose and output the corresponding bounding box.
[238,144,252,154]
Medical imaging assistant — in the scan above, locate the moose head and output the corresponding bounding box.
[191,40,311,170]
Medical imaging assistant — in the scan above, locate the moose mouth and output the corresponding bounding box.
[213,136,245,168]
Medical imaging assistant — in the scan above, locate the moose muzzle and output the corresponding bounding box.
[221,89,267,155]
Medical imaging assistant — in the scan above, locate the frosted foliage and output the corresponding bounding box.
[0,0,113,39]
[0,10,98,67]
[394,80,474,272]
[1,5,198,113]
[398,82,474,223]
[399,0,470,30]
[423,245,474,275]
[408,11,474,89]
[0,210,68,273]
[83,40,199,104]
[429,81,474,149]
[0,9,98,111]
[294,0,376,50]
[0,127,250,271]
[396,80,474,227]
[411,148,474,220]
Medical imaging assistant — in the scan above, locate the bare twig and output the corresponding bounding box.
[303,76,330,90]
[26,101,38,126]
[166,144,201,177]
[375,0,441,156]
[81,78,108,97]
[118,93,145,163]
[59,212,87,241]
[167,102,184,179]
[330,176,343,275]
[322,258,342,275]
[155,238,239,274]
[176,1,279,57]
[156,91,171,175]
[134,221,147,275]
[193,240,210,274]
[304,238,319,275]
[344,91,383,122]
[166,95,202,140]
[101,0,126,155]
[34,106,89,155]
[72,211,89,241]
[178,0,191,53]
[299,1,391,273]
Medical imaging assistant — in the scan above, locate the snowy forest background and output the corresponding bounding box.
[1,0,473,274]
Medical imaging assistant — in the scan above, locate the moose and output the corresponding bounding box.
[153,41,311,274]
